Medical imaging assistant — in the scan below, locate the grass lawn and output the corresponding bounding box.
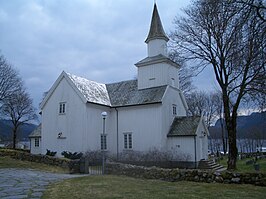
[43,175,266,199]
[0,156,67,173]
[218,156,266,173]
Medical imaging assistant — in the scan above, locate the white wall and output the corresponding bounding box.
[41,75,113,156]
[161,86,187,150]
[114,104,163,154]
[147,39,167,57]
[167,136,195,162]
[195,121,208,160]
[41,77,87,156]
[83,103,111,152]
[30,137,41,154]
[138,63,179,90]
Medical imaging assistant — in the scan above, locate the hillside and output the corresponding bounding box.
[209,111,266,139]
[0,120,37,141]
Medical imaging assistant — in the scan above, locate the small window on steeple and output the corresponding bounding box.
[173,104,177,115]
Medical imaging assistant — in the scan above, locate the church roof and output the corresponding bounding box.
[145,3,169,43]
[67,73,111,106]
[167,116,201,137]
[29,124,41,138]
[41,72,166,109]
[106,80,167,107]
[65,73,166,107]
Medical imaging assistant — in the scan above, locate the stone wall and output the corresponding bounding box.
[118,160,197,169]
[0,149,80,173]
[2,149,265,186]
[106,162,266,186]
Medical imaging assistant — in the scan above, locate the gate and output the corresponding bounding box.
[88,160,103,175]
[80,156,104,175]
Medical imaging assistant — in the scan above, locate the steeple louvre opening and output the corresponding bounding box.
[145,3,169,43]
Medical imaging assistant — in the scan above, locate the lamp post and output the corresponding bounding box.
[101,111,107,174]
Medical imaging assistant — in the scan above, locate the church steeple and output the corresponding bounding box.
[145,3,169,57]
[145,3,169,43]
[135,3,180,90]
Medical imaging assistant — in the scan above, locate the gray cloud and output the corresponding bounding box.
[0,0,214,110]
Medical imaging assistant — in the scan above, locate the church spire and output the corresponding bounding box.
[145,3,169,43]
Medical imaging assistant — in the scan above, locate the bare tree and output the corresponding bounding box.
[186,91,207,116]
[170,0,265,170]
[205,92,222,129]
[237,0,266,22]
[0,54,22,105]
[1,88,37,149]
[186,91,220,128]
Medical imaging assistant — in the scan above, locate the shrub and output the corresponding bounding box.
[116,148,191,162]
[84,150,106,163]
[46,149,57,156]
[61,151,83,160]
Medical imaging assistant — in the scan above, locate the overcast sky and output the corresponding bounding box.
[0,0,217,111]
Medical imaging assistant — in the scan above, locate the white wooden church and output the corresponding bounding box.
[31,4,208,168]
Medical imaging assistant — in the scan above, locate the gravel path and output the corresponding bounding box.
[0,168,83,199]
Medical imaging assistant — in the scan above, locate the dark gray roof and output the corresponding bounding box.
[29,124,41,138]
[135,54,179,68]
[167,116,201,137]
[145,3,169,43]
[106,80,167,107]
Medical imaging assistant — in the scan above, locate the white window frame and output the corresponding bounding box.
[172,104,177,115]
[101,134,107,151]
[34,138,40,147]
[124,133,133,150]
[59,102,66,114]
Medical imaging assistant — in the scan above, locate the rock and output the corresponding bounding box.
[214,171,221,176]
[224,179,230,184]
[194,175,199,182]
[215,176,224,183]
[231,177,241,183]
[207,178,213,183]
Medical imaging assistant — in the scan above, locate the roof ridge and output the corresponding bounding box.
[66,72,105,86]
[106,79,137,86]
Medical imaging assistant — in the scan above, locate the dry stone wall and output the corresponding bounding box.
[106,162,266,186]
[0,149,80,173]
[1,149,265,186]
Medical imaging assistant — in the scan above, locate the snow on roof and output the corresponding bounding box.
[66,73,111,106]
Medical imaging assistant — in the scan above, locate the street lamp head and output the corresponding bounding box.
[101,111,107,119]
